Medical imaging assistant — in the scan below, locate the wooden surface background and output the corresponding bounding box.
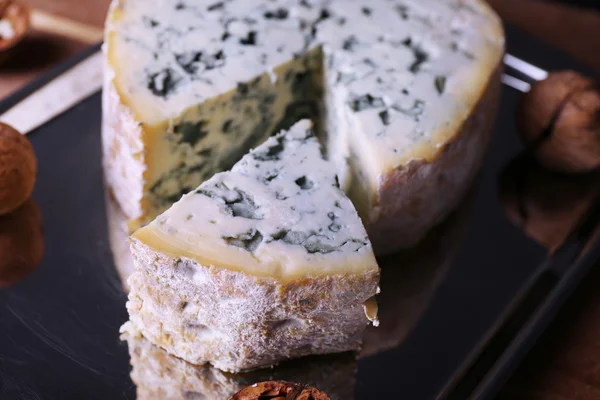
[2,0,600,398]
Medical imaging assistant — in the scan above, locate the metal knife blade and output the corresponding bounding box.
[0,48,102,135]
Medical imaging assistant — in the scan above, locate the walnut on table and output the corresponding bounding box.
[0,122,37,215]
[230,381,330,400]
[517,70,600,174]
[0,0,30,56]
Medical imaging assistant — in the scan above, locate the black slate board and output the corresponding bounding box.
[0,24,599,400]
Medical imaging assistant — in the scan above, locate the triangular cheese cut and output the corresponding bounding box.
[133,119,378,280]
[126,120,380,372]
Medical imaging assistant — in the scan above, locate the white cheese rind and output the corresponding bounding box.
[102,58,146,227]
[127,238,378,372]
[103,0,504,253]
[105,189,135,290]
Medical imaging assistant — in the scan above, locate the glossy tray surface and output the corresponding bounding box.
[0,25,598,399]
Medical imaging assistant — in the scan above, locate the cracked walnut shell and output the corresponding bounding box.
[230,381,330,400]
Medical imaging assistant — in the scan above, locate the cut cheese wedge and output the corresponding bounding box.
[126,120,380,372]
[103,0,504,255]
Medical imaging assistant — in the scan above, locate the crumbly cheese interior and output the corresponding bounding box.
[134,120,379,280]
[105,0,503,226]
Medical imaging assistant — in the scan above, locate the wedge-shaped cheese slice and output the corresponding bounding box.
[103,0,504,255]
[126,120,380,372]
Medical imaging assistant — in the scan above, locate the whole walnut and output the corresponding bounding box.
[0,199,44,287]
[0,122,37,215]
[230,381,330,400]
[517,71,600,174]
[0,0,30,63]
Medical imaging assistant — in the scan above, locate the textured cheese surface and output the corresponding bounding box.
[134,120,378,279]
[105,0,504,226]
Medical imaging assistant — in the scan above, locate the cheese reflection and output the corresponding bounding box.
[122,331,356,400]
[362,195,471,357]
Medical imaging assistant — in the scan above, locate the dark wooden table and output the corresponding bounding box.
[2,1,600,398]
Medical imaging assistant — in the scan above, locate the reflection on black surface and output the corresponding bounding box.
[0,199,44,288]
[123,331,356,400]
[499,153,600,253]
[361,195,472,358]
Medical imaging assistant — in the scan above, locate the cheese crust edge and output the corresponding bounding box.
[126,237,380,372]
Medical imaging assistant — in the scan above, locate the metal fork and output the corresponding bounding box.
[502,54,549,93]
